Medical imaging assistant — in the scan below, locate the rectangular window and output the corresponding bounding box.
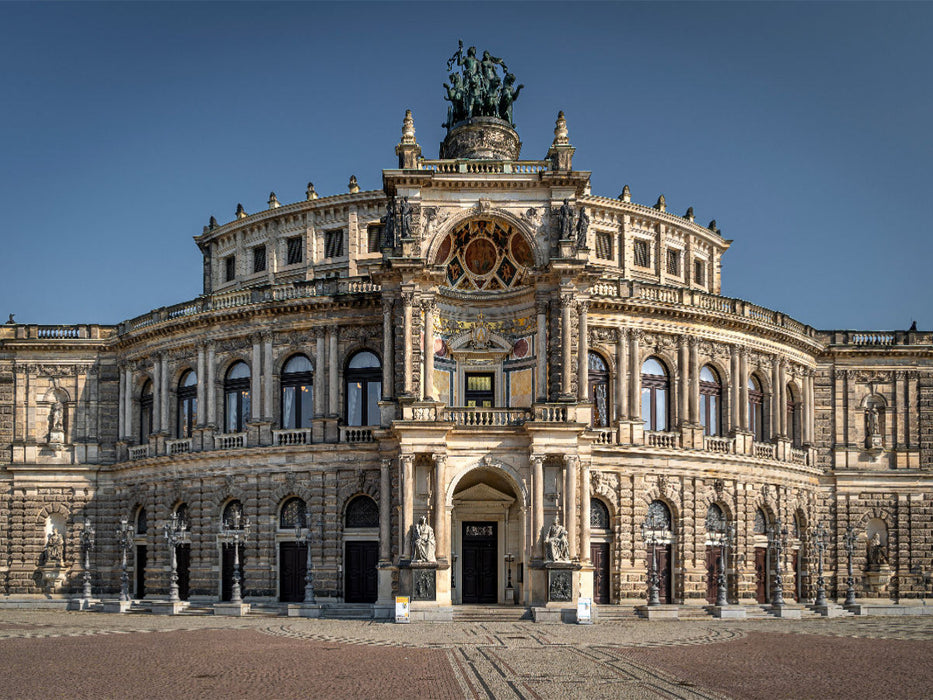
[694,259,705,286]
[465,373,494,407]
[368,225,383,253]
[224,255,236,282]
[633,239,650,268]
[286,236,303,265]
[666,249,681,276]
[595,232,613,260]
[252,245,266,273]
[324,229,344,258]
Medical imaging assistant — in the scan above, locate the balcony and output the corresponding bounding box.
[165,438,192,455]
[216,432,247,450]
[272,428,312,446]
[444,407,530,427]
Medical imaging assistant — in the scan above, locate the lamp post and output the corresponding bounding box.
[843,526,858,607]
[219,510,250,604]
[80,518,95,599]
[640,521,661,606]
[767,520,787,607]
[117,518,135,602]
[812,522,828,607]
[294,508,315,604]
[716,523,735,607]
[163,512,189,603]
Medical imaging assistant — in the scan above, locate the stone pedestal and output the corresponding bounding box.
[67,598,98,611]
[409,562,437,602]
[768,604,803,619]
[213,602,250,617]
[636,605,680,620]
[545,562,578,604]
[39,565,67,593]
[101,599,133,614]
[708,605,747,619]
[151,600,189,615]
[809,603,848,617]
[286,603,321,618]
[439,117,521,160]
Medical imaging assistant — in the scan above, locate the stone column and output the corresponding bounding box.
[160,354,169,432]
[251,337,262,422]
[577,300,589,401]
[314,329,325,417]
[629,331,641,419]
[561,292,574,396]
[616,328,628,420]
[422,299,436,401]
[433,454,447,560]
[125,366,135,437]
[689,337,700,424]
[730,346,740,432]
[118,367,126,438]
[380,458,391,561]
[328,328,338,417]
[535,298,548,401]
[262,333,274,421]
[152,355,161,433]
[808,371,816,444]
[382,299,394,399]
[402,291,414,396]
[401,455,413,559]
[564,456,578,559]
[739,350,749,431]
[778,358,787,436]
[532,455,544,558]
[196,345,206,427]
[580,459,591,563]
[771,354,781,438]
[678,337,689,426]
[206,344,216,426]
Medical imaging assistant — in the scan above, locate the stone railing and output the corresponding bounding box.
[704,435,735,454]
[533,404,572,422]
[0,324,117,341]
[418,158,549,174]
[753,441,777,460]
[340,427,376,443]
[273,428,313,446]
[790,447,808,465]
[444,408,531,427]
[646,431,681,449]
[128,444,151,461]
[166,438,192,455]
[216,432,247,450]
[590,427,618,445]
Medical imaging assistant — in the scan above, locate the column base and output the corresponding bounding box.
[636,604,680,620]
[101,599,133,613]
[707,604,747,619]
[151,600,189,615]
[213,602,250,616]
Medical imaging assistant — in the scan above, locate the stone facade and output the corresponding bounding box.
[1,107,931,612]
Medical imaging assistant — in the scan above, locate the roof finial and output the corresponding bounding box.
[654,194,666,213]
[708,219,719,234]
[401,109,417,145]
[348,175,360,194]
[620,185,631,203]
[306,182,317,200]
[552,111,569,146]
[268,192,280,209]
[684,206,694,222]
[235,203,247,219]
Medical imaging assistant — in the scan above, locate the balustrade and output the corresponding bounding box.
[128,445,150,461]
[166,438,192,455]
[753,441,777,460]
[704,435,735,454]
[216,432,247,450]
[645,431,680,449]
[340,427,376,443]
[444,407,530,426]
[790,447,808,465]
[273,428,313,446]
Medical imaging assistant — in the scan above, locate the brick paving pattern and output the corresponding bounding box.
[0,610,931,699]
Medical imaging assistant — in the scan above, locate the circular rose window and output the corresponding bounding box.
[434,218,533,292]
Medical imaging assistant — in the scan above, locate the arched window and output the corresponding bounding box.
[135,506,148,535]
[748,375,765,442]
[279,497,307,529]
[705,503,726,534]
[345,496,379,528]
[222,500,244,529]
[224,362,251,433]
[588,352,610,427]
[177,370,197,438]
[590,498,610,530]
[139,380,153,444]
[281,354,314,430]
[174,503,189,529]
[641,358,669,432]
[645,500,672,531]
[754,508,768,535]
[699,365,722,436]
[786,384,799,446]
[345,351,382,427]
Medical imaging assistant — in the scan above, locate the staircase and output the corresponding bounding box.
[319,603,374,620]
[452,605,532,622]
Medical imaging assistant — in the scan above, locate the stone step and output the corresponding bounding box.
[452,606,531,622]
[320,604,373,620]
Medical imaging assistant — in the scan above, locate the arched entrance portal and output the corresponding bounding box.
[450,466,524,605]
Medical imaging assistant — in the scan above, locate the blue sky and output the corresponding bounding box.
[1,2,930,330]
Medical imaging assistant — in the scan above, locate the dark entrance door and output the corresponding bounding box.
[279,542,307,603]
[221,543,245,601]
[175,544,190,601]
[462,522,497,603]
[793,548,802,602]
[646,544,672,604]
[591,542,611,604]
[135,545,147,599]
[755,547,770,604]
[345,541,378,603]
[705,545,722,604]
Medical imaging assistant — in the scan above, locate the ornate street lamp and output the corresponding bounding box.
[716,523,735,607]
[640,520,661,606]
[117,518,135,602]
[163,512,189,603]
[218,510,250,604]
[294,508,315,604]
[80,518,95,599]
[812,522,828,606]
[767,519,787,607]
[843,526,858,607]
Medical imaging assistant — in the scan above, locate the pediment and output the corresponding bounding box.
[453,482,515,505]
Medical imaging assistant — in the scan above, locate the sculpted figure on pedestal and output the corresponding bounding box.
[45,530,64,566]
[412,515,436,563]
[558,199,574,241]
[545,517,571,562]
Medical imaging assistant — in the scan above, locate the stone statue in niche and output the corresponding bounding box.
[868,532,889,570]
[382,197,397,248]
[576,207,590,249]
[48,400,64,443]
[412,515,436,563]
[865,404,883,448]
[558,199,574,241]
[44,530,64,566]
[398,197,413,240]
[545,516,571,562]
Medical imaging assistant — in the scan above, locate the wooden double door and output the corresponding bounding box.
[345,541,378,603]
[175,544,190,601]
[135,545,147,599]
[590,542,611,604]
[279,542,308,603]
[647,544,673,604]
[755,547,770,603]
[462,522,497,603]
